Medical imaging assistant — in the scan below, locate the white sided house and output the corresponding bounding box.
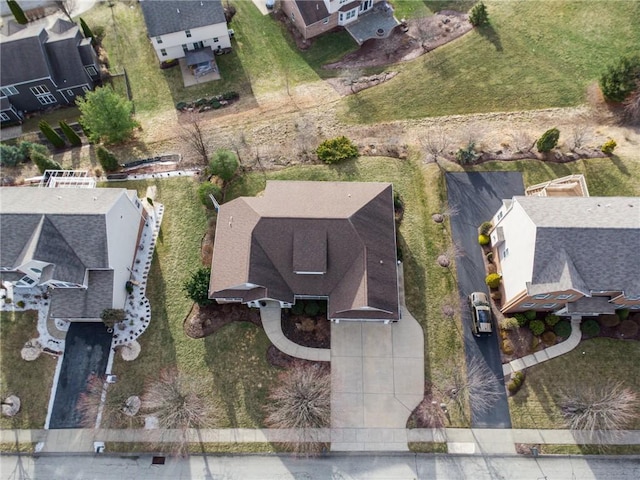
[140,0,230,62]
[489,195,640,316]
[0,187,146,321]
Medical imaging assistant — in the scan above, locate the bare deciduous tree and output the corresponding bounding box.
[569,124,589,151]
[264,361,330,456]
[509,130,535,154]
[142,368,218,456]
[437,242,465,268]
[55,0,76,22]
[76,374,136,428]
[623,81,640,124]
[180,113,210,165]
[561,382,639,443]
[421,127,449,166]
[412,384,448,428]
[434,357,503,417]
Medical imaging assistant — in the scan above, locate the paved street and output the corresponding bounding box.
[445,172,525,429]
[1,452,639,480]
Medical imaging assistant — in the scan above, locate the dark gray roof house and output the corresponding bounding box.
[140,0,226,37]
[210,181,400,322]
[0,187,145,320]
[0,18,100,123]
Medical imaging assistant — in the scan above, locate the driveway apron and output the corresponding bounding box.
[445,172,524,428]
[48,322,113,429]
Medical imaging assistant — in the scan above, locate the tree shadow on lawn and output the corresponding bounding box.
[477,23,503,52]
[203,322,277,429]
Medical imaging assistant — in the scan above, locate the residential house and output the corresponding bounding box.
[281,0,398,44]
[140,0,231,74]
[209,181,400,322]
[489,195,640,316]
[0,18,100,124]
[0,187,146,321]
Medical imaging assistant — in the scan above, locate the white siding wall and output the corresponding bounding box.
[493,199,538,303]
[104,192,144,309]
[150,23,231,61]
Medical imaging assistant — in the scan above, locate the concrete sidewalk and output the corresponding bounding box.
[3,428,640,454]
[503,318,582,376]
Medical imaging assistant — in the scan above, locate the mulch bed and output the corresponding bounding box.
[184,303,261,339]
[281,310,331,350]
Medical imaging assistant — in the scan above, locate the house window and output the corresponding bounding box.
[213,37,219,42]
[182,44,188,53]
[1,86,18,96]
[521,303,536,308]
[541,303,558,309]
[291,12,295,21]
[82,86,89,92]
[30,85,50,95]
[85,65,98,76]
[533,293,551,300]
[0,112,10,121]
[185,30,192,38]
[67,89,74,97]
[155,36,163,44]
[496,210,504,221]
[36,94,57,105]
[323,18,329,24]
[160,49,167,56]
[556,294,574,300]
[501,247,509,260]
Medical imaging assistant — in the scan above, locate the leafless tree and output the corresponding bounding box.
[623,81,640,124]
[561,382,639,443]
[569,124,589,151]
[142,368,218,456]
[76,374,136,428]
[434,357,503,417]
[341,68,364,94]
[264,361,330,456]
[412,384,448,428]
[180,113,210,165]
[293,115,318,160]
[432,202,459,224]
[55,0,76,22]
[420,127,449,166]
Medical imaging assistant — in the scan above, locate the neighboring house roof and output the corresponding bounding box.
[0,18,92,88]
[509,196,640,298]
[210,181,400,321]
[140,0,226,37]
[294,0,329,25]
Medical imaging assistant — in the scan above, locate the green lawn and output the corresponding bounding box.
[509,338,640,430]
[229,156,469,426]
[106,177,278,428]
[342,0,640,123]
[0,310,57,429]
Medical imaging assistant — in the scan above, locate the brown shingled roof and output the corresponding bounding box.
[210,181,400,321]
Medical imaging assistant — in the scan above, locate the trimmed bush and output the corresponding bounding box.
[478,234,490,245]
[209,149,239,183]
[581,319,600,337]
[485,273,501,288]
[601,139,617,154]
[96,145,119,172]
[544,314,560,327]
[197,182,222,208]
[500,317,519,331]
[501,339,514,355]
[541,331,557,345]
[0,144,22,167]
[39,121,66,148]
[619,320,639,337]
[79,17,95,40]
[554,320,572,338]
[16,300,25,308]
[469,1,489,27]
[616,308,630,321]
[479,221,493,235]
[599,55,640,102]
[304,301,320,317]
[524,310,537,321]
[529,319,545,336]
[7,0,27,25]
[455,142,479,164]
[514,313,528,327]
[32,151,62,173]
[19,141,49,161]
[507,371,525,394]
[599,314,620,328]
[536,128,560,152]
[59,121,82,147]
[316,136,359,164]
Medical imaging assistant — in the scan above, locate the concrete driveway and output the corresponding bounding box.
[330,264,424,451]
[48,322,112,429]
[445,172,524,429]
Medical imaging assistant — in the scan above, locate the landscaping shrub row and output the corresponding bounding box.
[176,92,240,112]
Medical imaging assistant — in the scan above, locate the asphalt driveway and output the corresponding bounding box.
[445,172,524,428]
[48,322,112,429]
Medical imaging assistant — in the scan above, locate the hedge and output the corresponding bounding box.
[554,320,572,338]
[581,319,600,337]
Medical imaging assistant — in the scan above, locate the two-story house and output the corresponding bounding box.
[140,0,231,66]
[0,18,100,124]
[209,181,400,323]
[281,0,398,44]
[0,187,146,321]
[489,195,640,316]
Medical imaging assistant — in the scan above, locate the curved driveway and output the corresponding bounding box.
[445,172,524,429]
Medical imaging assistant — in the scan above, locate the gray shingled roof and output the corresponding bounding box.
[294,0,329,25]
[140,0,226,37]
[0,28,50,86]
[518,196,640,298]
[49,270,114,318]
[211,181,399,321]
[45,20,91,87]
